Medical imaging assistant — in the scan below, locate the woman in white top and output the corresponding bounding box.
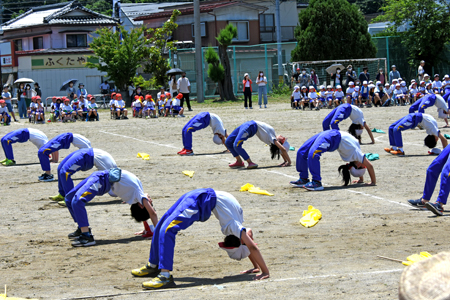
[256,71,268,108]
[169,75,177,97]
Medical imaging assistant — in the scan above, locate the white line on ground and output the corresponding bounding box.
[99,131,410,209]
[100,130,178,149]
[59,268,404,300]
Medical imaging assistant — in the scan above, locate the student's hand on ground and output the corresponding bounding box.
[365,182,376,186]
[240,268,260,274]
[134,230,144,236]
[352,180,364,184]
[254,273,270,280]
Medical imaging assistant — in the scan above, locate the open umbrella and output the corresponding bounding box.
[14,78,34,84]
[326,64,345,75]
[166,68,183,76]
[60,79,78,91]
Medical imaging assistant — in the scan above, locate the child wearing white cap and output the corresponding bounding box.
[432,74,443,94]
[426,82,433,95]
[346,82,355,104]
[394,83,406,105]
[291,85,301,109]
[325,85,334,108]
[401,81,410,104]
[318,85,327,108]
[333,85,345,107]
[308,86,320,110]
[131,188,270,289]
[300,86,309,110]
[442,75,450,92]
[352,85,360,106]
[409,82,419,103]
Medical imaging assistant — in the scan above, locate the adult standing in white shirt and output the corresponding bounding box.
[177,72,192,111]
[100,81,110,97]
[418,60,425,82]
[256,71,268,108]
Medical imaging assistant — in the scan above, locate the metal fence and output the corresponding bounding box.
[373,36,450,83]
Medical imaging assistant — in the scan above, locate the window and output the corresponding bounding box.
[229,21,249,41]
[33,36,43,50]
[67,34,87,47]
[191,22,206,37]
[13,39,22,52]
[260,14,274,32]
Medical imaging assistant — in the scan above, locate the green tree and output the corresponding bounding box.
[143,9,181,88]
[86,25,150,92]
[215,24,237,100]
[354,0,384,14]
[374,0,450,73]
[291,0,376,61]
[205,46,225,100]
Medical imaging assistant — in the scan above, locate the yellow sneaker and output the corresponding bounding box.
[58,201,66,207]
[49,194,64,201]
[142,274,175,290]
[131,262,160,277]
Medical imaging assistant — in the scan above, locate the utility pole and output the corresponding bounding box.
[275,0,283,86]
[193,0,204,102]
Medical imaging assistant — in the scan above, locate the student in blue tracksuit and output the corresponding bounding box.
[322,103,375,144]
[1,128,48,166]
[37,132,91,182]
[409,93,448,114]
[384,113,447,156]
[225,120,291,169]
[290,130,376,191]
[65,168,158,247]
[178,112,228,156]
[131,188,270,290]
[408,146,450,216]
[49,148,117,202]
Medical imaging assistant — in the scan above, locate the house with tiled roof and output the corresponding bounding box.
[0,1,118,99]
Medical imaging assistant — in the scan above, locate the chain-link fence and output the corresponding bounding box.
[170,38,450,99]
[169,42,297,99]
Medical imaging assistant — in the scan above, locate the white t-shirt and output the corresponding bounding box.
[171,97,179,106]
[292,91,301,100]
[0,106,8,114]
[177,77,191,93]
[256,76,267,86]
[334,91,345,98]
[434,95,448,111]
[134,100,142,108]
[308,92,318,99]
[346,87,354,95]
[432,81,442,91]
[349,105,365,125]
[115,100,125,108]
[93,148,117,171]
[29,102,38,109]
[28,128,48,148]
[109,100,115,107]
[410,87,419,95]
[72,134,91,149]
[325,90,334,98]
[420,114,439,136]
[111,170,146,205]
[212,191,245,238]
[337,131,365,163]
[254,121,277,145]
[144,100,154,108]
[394,88,404,96]
[61,104,72,112]
[209,113,226,136]
[88,103,98,109]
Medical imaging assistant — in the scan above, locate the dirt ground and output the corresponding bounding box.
[1,100,450,300]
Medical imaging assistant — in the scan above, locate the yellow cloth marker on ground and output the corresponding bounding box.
[137,153,150,160]
[182,170,195,178]
[239,183,273,196]
[402,252,433,266]
[300,205,322,228]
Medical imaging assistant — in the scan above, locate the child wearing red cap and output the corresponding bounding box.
[143,95,157,118]
[35,96,44,123]
[27,96,37,122]
[61,98,76,122]
[0,100,11,125]
[109,92,117,115]
[114,93,128,119]
[87,95,99,121]
[131,95,139,117]
[164,92,172,117]
[158,95,165,116]
[135,96,143,118]
[171,93,185,117]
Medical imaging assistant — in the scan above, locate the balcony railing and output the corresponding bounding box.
[260,26,296,42]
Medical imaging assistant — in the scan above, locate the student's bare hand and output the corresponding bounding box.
[254,273,270,280]
[365,182,376,186]
[240,268,260,274]
[352,180,363,184]
[134,230,145,236]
